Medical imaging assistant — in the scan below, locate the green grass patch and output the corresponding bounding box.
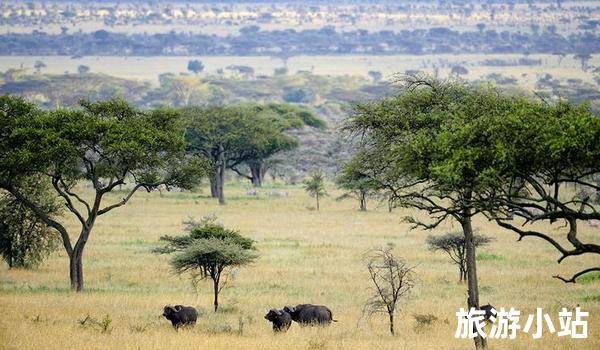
[476,252,505,261]
[576,271,600,284]
[580,293,600,302]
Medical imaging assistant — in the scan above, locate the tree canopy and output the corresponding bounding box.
[0,95,205,290]
[156,218,258,311]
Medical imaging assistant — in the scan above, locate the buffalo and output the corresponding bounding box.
[283,304,337,325]
[264,309,292,332]
[162,305,198,328]
[478,304,497,321]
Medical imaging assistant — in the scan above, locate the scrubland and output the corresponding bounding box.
[0,185,598,349]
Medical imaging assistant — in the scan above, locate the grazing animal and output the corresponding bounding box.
[478,304,497,322]
[264,309,292,332]
[283,304,337,325]
[162,305,198,328]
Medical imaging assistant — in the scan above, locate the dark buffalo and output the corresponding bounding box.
[478,304,497,321]
[283,304,337,325]
[162,305,198,328]
[264,309,292,332]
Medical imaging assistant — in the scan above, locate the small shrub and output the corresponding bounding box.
[78,314,112,334]
[98,314,112,333]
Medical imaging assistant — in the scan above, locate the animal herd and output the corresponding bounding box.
[162,303,336,332]
[163,302,498,334]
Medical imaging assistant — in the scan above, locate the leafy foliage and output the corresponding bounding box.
[0,176,61,268]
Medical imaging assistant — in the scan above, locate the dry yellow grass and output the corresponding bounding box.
[0,184,598,350]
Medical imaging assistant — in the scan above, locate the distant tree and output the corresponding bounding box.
[427,233,492,282]
[283,88,307,103]
[185,106,251,204]
[239,25,260,35]
[77,65,90,74]
[154,217,258,312]
[476,23,486,33]
[303,171,328,211]
[187,60,205,75]
[227,103,324,187]
[274,67,288,76]
[336,156,379,211]
[574,53,592,71]
[451,65,469,76]
[552,52,566,66]
[363,246,416,335]
[93,30,110,41]
[368,70,383,83]
[0,176,61,268]
[34,60,46,74]
[0,96,205,291]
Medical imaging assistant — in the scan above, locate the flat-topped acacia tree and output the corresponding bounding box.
[344,77,535,349]
[0,96,205,291]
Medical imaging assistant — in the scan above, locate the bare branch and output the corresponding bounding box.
[553,267,600,284]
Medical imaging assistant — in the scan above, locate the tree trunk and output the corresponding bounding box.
[213,278,219,312]
[359,190,367,211]
[217,165,225,206]
[249,163,263,187]
[461,213,486,349]
[69,224,93,292]
[69,249,84,291]
[389,312,395,335]
[216,146,225,205]
[209,174,218,198]
[316,193,320,211]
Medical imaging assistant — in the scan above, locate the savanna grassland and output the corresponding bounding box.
[0,184,598,350]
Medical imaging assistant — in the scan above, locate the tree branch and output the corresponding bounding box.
[5,185,73,256]
[553,267,600,283]
[97,183,150,216]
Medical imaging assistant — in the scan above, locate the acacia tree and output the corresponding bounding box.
[184,105,266,204]
[573,53,592,71]
[427,233,492,282]
[303,171,328,211]
[229,103,325,187]
[155,218,258,311]
[336,156,379,211]
[363,246,416,335]
[0,96,204,291]
[345,77,528,349]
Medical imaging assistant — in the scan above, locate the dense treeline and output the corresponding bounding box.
[2,26,598,56]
